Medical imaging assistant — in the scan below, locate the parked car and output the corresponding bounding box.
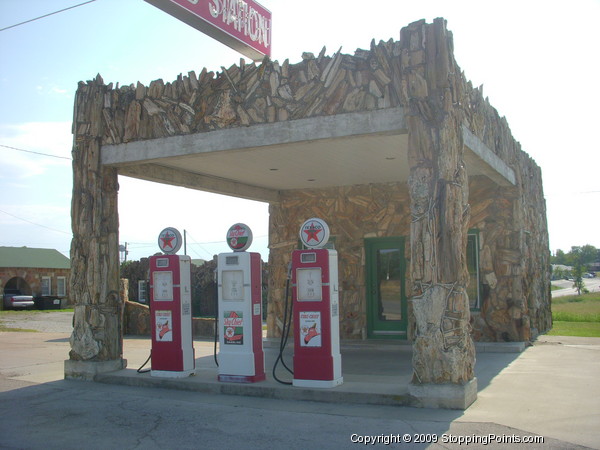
[2,289,35,310]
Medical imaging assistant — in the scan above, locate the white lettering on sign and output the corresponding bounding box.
[208,0,270,48]
[223,317,243,326]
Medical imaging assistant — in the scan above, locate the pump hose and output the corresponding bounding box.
[138,282,152,374]
[272,263,294,385]
[137,351,152,373]
[213,270,219,367]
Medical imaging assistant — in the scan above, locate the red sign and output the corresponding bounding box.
[145,0,271,61]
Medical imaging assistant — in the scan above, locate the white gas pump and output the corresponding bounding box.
[217,223,265,383]
[292,218,343,388]
[149,227,195,378]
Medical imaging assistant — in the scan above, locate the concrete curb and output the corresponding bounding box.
[94,368,414,407]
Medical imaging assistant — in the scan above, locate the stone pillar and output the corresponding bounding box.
[65,75,126,380]
[401,19,476,409]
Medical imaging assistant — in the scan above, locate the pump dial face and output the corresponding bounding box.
[299,218,330,249]
[158,227,182,254]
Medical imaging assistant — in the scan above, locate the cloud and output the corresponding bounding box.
[34,82,70,98]
[50,86,68,95]
[0,121,72,178]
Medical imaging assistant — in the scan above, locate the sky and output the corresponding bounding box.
[0,0,599,263]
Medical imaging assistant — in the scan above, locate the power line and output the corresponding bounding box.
[184,231,215,260]
[0,0,98,32]
[0,208,71,235]
[0,144,71,160]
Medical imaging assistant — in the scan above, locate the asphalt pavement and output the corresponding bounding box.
[0,313,599,449]
[551,277,600,298]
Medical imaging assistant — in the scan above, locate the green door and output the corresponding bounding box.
[365,237,407,339]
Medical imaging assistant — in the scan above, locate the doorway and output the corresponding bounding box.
[365,237,407,339]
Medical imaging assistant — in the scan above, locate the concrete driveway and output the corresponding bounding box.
[1,327,599,449]
[552,277,600,297]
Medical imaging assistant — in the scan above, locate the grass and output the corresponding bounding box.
[0,308,73,332]
[546,322,600,337]
[552,293,600,321]
[0,324,37,332]
[548,292,600,337]
[0,308,73,315]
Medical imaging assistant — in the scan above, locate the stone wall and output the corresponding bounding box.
[462,50,551,342]
[268,183,411,339]
[469,173,551,342]
[91,39,404,145]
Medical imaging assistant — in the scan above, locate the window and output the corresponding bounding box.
[138,280,147,303]
[466,232,481,310]
[57,277,66,296]
[41,276,51,296]
[57,277,66,297]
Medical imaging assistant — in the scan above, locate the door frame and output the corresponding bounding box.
[365,237,408,339]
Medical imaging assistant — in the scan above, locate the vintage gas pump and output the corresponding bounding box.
[149,227,195,377]
[217,223,265,383]
[292,218,343,388]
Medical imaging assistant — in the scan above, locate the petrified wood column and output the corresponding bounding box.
[401,19,476,408]
[65,75,126,380]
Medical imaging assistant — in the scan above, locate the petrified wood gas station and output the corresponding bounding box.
[67,18,551,408]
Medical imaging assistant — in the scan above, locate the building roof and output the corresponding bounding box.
[0,246,70,269]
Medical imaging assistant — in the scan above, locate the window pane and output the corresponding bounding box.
[466,234,479,309]
[57,277,66,296]
[138,280,147,303]
[377,249,402,321]
[41,277,51,296]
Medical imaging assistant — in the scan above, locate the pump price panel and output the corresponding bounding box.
[216,223,265,383]
[292,247,343,388]
[149,252,195,377]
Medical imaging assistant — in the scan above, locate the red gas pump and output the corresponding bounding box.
[292,218,343,388]
[149,227,195,377]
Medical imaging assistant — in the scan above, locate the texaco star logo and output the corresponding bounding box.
[158,227,182,254]
[299,218,329,248]
[303,222,322,243]
[160,233,176,249]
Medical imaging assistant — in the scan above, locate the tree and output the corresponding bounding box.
[551,245,598,268]
[579,245,598,266]
[572,263,586,295]
[552,249,567,265]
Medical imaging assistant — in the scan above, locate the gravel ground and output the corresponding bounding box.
[0,310,73,333]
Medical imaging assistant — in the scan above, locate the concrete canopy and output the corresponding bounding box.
[101,108,514,203]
